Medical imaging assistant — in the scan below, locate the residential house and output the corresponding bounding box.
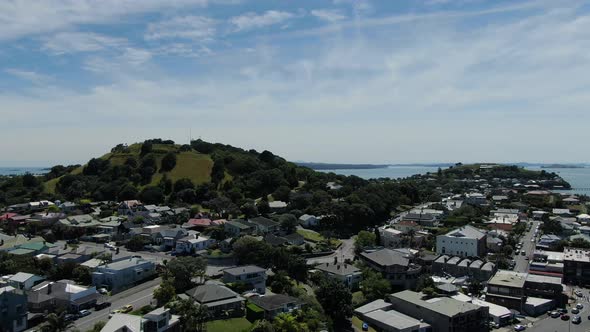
[283,233,304,246]
[224,219,255,237]
[117,200,142,217]
[174,234,215,254]
[185,282,245,318]
[249,294,304,320]
[223,265,267,294]
[92,257,156,294]
[389,290,489,332]
[577,214,590,223]
[391,220,421,234]
[532,211,549,220]
[268,201,287,212]
[298,214,320,227]
[101,307,180,332]
[8,241,56,256]
[401,213,438,227]
[58,202,78,213]
[465,193,488,206]
[155,227,189,249]
[436,225,487,258]
[248,217,280,234]
[536,234,562,250]
[0,286,27,332]
[314,262,362,289]
[28,280,99,313]
[7,272,45,291]
[552,208,572,217]
[359,249,422,288]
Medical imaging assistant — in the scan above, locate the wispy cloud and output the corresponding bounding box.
[4,68,51,84]
[311,9,347,22]
[229,10,297,32]
[42,32,127,54]
[145,16,217,41]
[0,0,230,41]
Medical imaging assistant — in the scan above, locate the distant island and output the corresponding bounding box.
[541,164,585,169]
[296,162,390,170]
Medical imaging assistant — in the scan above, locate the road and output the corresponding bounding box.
[527,287,590,332]
[306,237,355,265]
[514,220,539,273]
[74,277,162,331]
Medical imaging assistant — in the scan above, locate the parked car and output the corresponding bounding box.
[521,251,526,256]
[573,316,582,324]
[561,314,570,321]
[577,303,584,309]
[550,311,560,318]
[514,324,526,331]
[575,290,583,297]
[120,305,133,313]
[559,308,568,314]
[64,314,77,322]
[98,288,108,295]
[95,302,111,310]
[572,308,580,314]
[78,309,91,318]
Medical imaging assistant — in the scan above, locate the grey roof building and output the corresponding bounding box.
[314,262,362,289]
[249,294,304,320]
[185,282,245,318]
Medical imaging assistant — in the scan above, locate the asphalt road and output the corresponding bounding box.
[73,277,162,331]
[514,220,539,273]
[527,287,590,332]
[306,237,355,265]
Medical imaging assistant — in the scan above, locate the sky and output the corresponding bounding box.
[1,0,589,166]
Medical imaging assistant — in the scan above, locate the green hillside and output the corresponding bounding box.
[44,143,213,195]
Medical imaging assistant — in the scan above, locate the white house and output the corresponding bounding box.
[436,225,487,258]
[378,226,403,248]
[174,234,216,254]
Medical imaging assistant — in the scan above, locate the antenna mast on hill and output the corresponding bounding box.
[189,128,192,144]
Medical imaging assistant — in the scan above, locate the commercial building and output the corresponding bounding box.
[92,257,156,294]
[378,226,403,248]
[436,225,487,258]
[486,270,526,311]
[389,290,489,332]
[354,299,432,332]
[563,247,590,285]
[28,280,99,313]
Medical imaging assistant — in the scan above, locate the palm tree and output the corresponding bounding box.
[41,313,74,332]
[273,313,309,332]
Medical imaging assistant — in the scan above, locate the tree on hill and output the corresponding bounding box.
[139,186,164,204]
[174,178,195,193]
[279,214,298,234]
[165,256,207,292]
[160,152,177,172]
[140,141,153,156]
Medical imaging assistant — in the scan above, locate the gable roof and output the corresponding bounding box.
[249,216,279,228]
[360,248,409,267]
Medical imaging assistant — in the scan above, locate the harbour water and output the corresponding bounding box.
[321,165,590,195]
[0,167,48,176]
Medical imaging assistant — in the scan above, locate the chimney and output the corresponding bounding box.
[47,283,52,295]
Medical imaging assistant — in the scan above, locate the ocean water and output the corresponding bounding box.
[524,166,590,195]
[0,167,48,176]
[321,165,590,195]
[319,165,441,180]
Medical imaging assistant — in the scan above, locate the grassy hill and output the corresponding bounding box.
[43,143,213,195]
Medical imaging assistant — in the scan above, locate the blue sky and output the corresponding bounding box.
[1,0,589,166]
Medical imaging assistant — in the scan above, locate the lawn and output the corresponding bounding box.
[150,151,213,186]
[297,229,342,247]
[207,318,252,332]
[352,316,376,332]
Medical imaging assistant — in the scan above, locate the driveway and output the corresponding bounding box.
[306,237,355,265]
